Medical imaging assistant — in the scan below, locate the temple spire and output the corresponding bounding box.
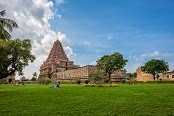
[39,40,76,78]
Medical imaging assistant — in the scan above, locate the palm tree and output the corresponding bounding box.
[0,10,18,40]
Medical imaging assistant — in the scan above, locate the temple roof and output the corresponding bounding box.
[40,40,71,69]
[46,39,69,62]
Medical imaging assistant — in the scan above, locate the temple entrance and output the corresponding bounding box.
[8,79,13,83]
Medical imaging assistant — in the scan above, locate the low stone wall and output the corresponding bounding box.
[136,67,154,82]
[159,72,174,80]
[51,65,96,82]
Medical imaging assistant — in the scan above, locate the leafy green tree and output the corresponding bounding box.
[89,70,106,84]
[97,52,128,83]
[32,72,37,78]
[31,72,37,81]
[127,72,137,78]
[31,77,37,81]
[0,39,35,79]
[142,59,169,80]
[0,10,18,40]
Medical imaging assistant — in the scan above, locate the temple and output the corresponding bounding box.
[40,40,128,82]
[39,40,78,78]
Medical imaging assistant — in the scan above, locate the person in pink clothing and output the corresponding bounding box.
[15,82,19,86]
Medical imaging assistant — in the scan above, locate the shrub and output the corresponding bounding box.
[146,80,174,84]
[37,77,51,85]
[122,80,126,84]
[25,81,38,84]
[37,77,45,85]
[44,78,51,85]
[83,84,119,87]
[77,80,81,84]
[0,78,7,84]
[59,81,76,84]
[31,77,37,81]
[84,80,89,84]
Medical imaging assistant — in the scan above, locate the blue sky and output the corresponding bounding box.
[48,0,174,72]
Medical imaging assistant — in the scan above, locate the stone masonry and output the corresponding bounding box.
[40,40,128,83]
[136,67,154,82]
[39,40,78,78]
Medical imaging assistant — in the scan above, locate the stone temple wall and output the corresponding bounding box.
[51,65,128,83]
[136,67,154,82]
[159,72,174,80]
[51,65,97,82]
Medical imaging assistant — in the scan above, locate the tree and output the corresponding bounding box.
[142,59,169,80]
[0,39,35,79]
[127,72,137,78]
[32,72,37,78]
[31,72,37,81]
[31,77,37,81]
[97,52,128,83]
[0,10,18,40]
[89,70,106,84]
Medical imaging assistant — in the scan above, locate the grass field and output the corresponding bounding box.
[0,84,174,116]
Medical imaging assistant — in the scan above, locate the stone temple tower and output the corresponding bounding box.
[39,40,78,78]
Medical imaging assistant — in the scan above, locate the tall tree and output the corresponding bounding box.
[89,70,106,84]
[142,59,169,80]
[0,10,18,40]
[32,72,37,78]
[97,52,128,83]
[0,39,35,79]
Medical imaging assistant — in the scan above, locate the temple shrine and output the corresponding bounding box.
[40,40,128,83]
[39,40,79,78]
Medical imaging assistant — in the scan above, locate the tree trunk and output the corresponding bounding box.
[153,74,155,80]
[108,73,111,84]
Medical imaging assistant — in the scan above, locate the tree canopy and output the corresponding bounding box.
[32,72,37,78]
[97,52,128,83]
[89,70,106,84]
[0,10,18,40]
[0,39,35,79]
[142,59,169,80]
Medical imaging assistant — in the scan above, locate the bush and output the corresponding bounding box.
[58,81,76,84]
[77,80,81,84]
[84,80,89,84]
[31,77,37,81]
[83,84,119,87]
[122,80,126,84]
[37,77,51,85]
[44,78,51,85]
[37,77,45,85]
[125,80,174,84]
[146,80,174,84]
[0,78,7,84]
[25,81,38,84]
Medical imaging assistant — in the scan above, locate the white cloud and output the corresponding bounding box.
[141,51,160,58]
[107,34,113,40]
[0,0,76,79]
[89,61,97,65]
[56,0,64,5]
[57,14,62,18]
[83,41,91,46]
[96,49,99,53]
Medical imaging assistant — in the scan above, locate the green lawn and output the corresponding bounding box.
[0,84,174,116]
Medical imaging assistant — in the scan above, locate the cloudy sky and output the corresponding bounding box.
[0,0,174,79]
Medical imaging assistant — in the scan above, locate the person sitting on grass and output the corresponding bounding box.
[50,82,60,88]
[15,82,19,86]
